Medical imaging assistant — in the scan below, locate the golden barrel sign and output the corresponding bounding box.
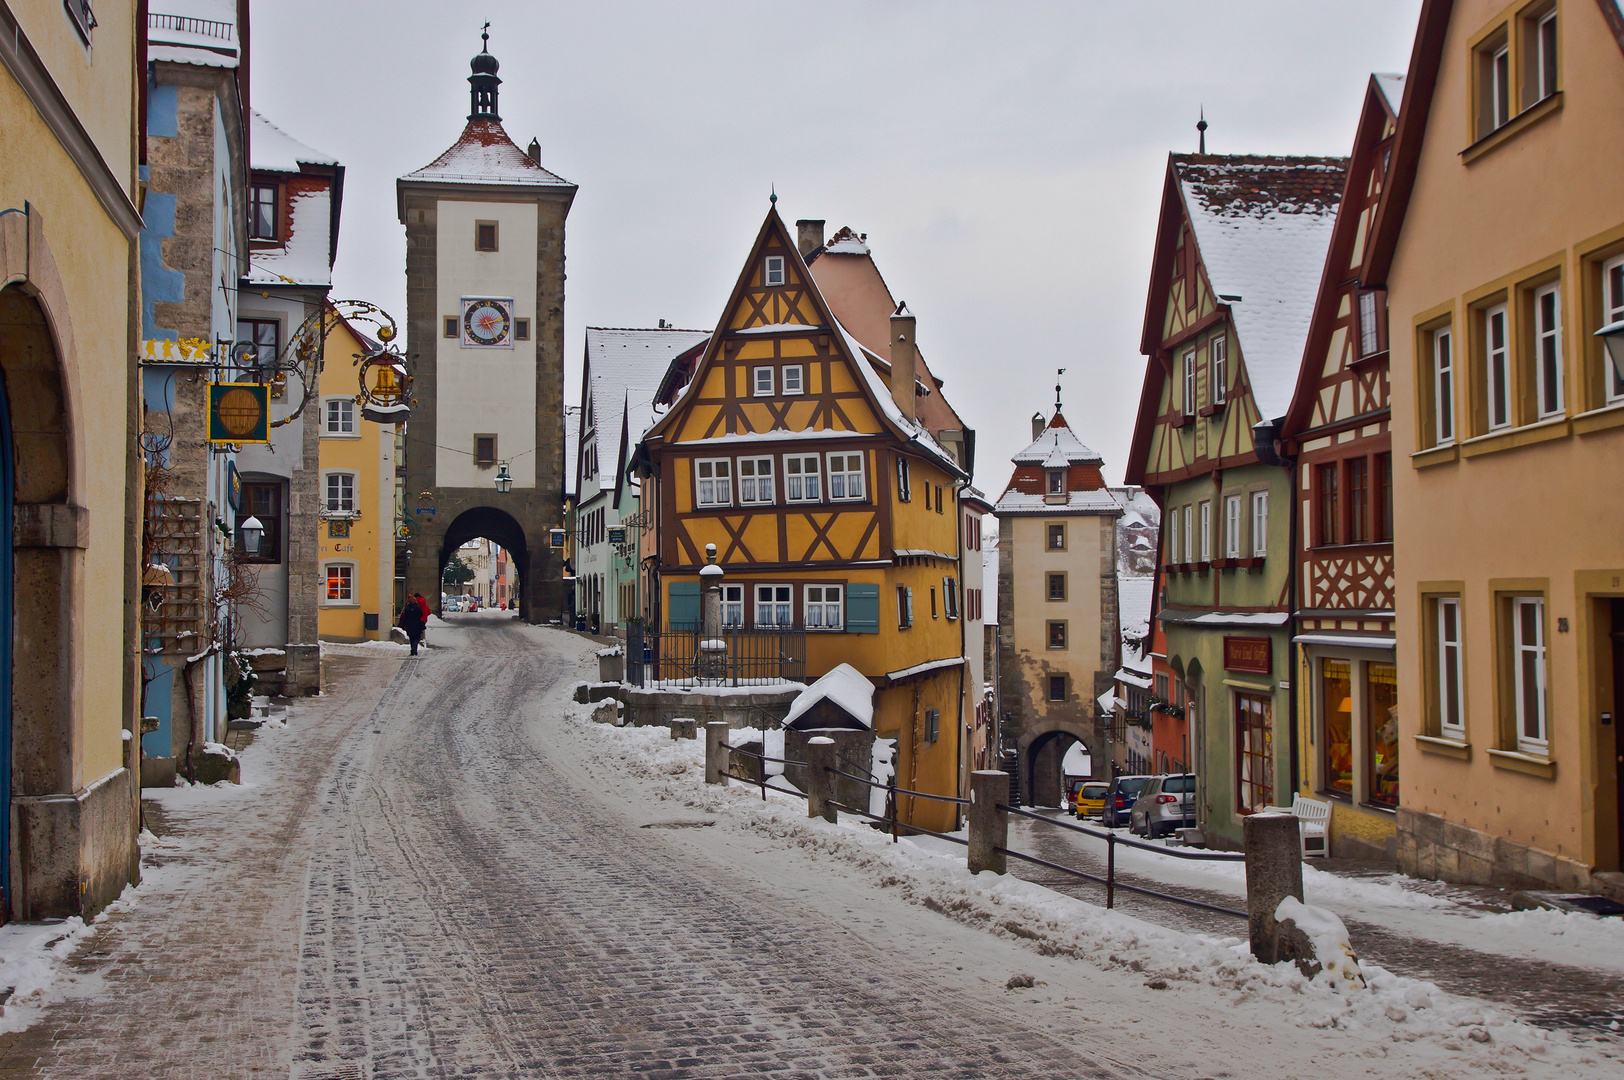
[208,382,270,444]
[1223,636,1272,674]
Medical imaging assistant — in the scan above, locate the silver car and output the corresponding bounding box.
[1129,774,1196,839]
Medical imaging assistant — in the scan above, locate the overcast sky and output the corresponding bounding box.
[250,0,1424,493]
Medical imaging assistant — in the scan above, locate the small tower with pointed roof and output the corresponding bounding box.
[397,30,578,620]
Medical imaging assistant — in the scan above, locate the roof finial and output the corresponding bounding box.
[1056,367,1066,413]
[481,20,490,50]
[1197,106,1208,154]
[769,184,777,206]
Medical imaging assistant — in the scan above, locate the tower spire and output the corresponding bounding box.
[1055,368,1066,413]
[469,23,502,121]
[1197,106,1208,154]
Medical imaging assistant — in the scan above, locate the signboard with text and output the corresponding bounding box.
[1224,635,1272,674]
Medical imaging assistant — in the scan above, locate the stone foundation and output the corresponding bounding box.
[1397,807,1594,892]
[12,767,138,920]
[620,686,800,730]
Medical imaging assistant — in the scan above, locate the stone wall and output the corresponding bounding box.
[620,687,799,730]
[1397,807,1593,892]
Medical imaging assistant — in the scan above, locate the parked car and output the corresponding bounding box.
[1073,781,1109,819]
[1129,773,1196,839]
[1063,777,1086,815]
[1101,775,1152,828]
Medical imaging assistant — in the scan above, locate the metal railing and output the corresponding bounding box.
[728,743,807,801]
[636,625,805,687]
[149,12,235,39]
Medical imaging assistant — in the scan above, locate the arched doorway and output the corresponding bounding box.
[438,506,530,619]
[1023,728,1093,809]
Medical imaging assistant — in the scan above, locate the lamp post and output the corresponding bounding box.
[239,515,264,558]
[1595,319,1624,387]
[493,461,513,494]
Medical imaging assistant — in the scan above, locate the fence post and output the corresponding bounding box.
[888,779,899,843]
[1106,831,1116,909]
[967,770,1008,874]
[704,721,729,785]
[1244,812,1305,964]
[804,736,836,823]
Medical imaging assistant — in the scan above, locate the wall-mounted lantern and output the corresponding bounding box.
[239,515,264,557]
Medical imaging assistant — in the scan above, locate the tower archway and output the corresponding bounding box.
[437,506,530,619]
[1021,726,1094,809]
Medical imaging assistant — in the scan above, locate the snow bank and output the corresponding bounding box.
[320,639,412,656]
[1276,895,1365,991]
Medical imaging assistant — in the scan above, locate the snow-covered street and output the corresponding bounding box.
[0,617,1617,1078]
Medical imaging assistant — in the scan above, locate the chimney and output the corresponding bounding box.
[1032,413,1046,441]
[796,219,825,258]
[889,307,917,423]
[526,138,541,165]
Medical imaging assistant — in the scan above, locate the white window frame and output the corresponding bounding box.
[1209,335,1227,406]
[1436,597,1465,738]
[1198,500,1212,562]
[322,562,356,605]
[324,471,356,514]
[764,255,786,286]
[753,366,774,397]
[1491,41,1511,129]
[1535,9,1557,102]
[1512,596,1548,754]
[322,397,358,437]
[1605,254,1624,404]
[1224,494,1242,558]
[737,456,775,506]
[695,458,733,507]
[755,584,793,628]
[826,452,866,501]
[721,584,744,628]
[1485,303,1511,430]
[895,456,911,502]
[804,584,843,630]
[1534,282,1563,419]
[1358,291,1380,357]
[785,455,821,503]
[1182,348,1196,416]
[1250,490,1269,558]
[1434,326,1455,445]
[1181,505,1192,564]
[782,364,804,395]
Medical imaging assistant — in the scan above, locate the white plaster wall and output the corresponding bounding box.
[434,199,538,489]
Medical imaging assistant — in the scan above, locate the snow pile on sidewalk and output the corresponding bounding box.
[320,639,412,657]
[562,702,1614,1073]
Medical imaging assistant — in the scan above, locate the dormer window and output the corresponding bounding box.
[764,256,786,286]
[1047,469,1065,494]
[250,182,278,240]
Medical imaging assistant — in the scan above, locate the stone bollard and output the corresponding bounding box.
[968,770,1009,874]
[704,721,729,784]
[804,736,837,823]
[669,718,698,740]
[1245,812,1305,964]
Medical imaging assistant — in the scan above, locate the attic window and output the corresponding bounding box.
[764,256,786,287]
[250,183,278,240]
[1047,469,1065,495]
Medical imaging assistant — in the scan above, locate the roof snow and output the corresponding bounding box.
[1010,415,1103,466]
[994,489,1120,515]
[784,663,875,730]
[147,1,239,68]
[242,182,332,287]
[1174,154,1347,421]
[251,112,337,172]
[402,120,574,189]
[584,328,710,492]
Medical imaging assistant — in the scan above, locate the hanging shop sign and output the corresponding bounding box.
[208,382,270,444]
[607,527,626,544]
[1223,636,1272,674]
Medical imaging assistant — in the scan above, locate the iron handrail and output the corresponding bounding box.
[827,766,969,806]
[992,846,1246,919]
[827,798,970,846]
[999,805,1247,861]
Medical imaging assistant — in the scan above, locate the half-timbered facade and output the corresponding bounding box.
[1281,75,1404,860]
[1127,153,1346,848]
[639,208,969,831]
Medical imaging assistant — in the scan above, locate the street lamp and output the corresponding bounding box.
[239,515,264,557]
[493,461,513,494]
[1595,319,1624,386]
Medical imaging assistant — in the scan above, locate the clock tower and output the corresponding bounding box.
[397,32,576,621]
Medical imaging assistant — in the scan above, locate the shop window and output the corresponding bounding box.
[1321,658,1353,798]
[1367,662,1399,808]
[1235,692,1273,813]
[324,564,354,602]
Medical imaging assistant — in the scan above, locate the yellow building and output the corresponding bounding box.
[316,313,399,641]
[1370,0,1624,894]
[640,208,970,831]
[1,0,143,916]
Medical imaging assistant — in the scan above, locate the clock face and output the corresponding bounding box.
[461,298,513,347]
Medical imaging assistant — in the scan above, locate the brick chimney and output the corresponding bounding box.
[889,307,917,424]
[796,219,825,258]
[1032,413,1046,441]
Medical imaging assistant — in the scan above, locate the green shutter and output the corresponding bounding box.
[846,583,880,634]
[667,581,701,630]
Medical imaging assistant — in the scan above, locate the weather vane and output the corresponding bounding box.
[1056,368,1066,412]
[481,20,491,50]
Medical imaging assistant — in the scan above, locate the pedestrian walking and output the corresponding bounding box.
[398,597,426,656]
[413,592,431,645]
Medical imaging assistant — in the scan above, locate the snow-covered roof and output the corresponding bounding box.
[784,663,875,730]
[563,406,582,499]
[1112,487,1161,530]
[584,328,710,493]
[1174,155,1347,421]
[147,2,239,68]
[401,119,574,189]
[251,112,337,172]
[1118,574,1156,645]
[1159,609,1290,628]
[242,180,333,287]
[1374,72,1406,114]
[1011,415,1104,466]
[994,488,1121,515]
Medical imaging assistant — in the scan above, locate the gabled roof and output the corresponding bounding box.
[1011,411,1103,466]
[400,119,575,190]
[995,412,1117,515]
[580,327,710,501]
[251,112,337,172]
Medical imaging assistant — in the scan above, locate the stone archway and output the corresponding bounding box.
[438,506,531,619]
[1021,726,1094,809]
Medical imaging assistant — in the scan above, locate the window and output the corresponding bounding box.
[515,318,530,341]
[1511,596,1548,754]
[1047,621,1067,649]
[1182,348,1196,415]
[1316,464,1339,546]
[1357,290,1384,357]
[444,317,458,338]
[1224,495,1242,558]
[1376,453,1393,542]
[930,587,938,618]
[1047,573,1066,601]
[324,472,356,514]
[1527,6,1558,106]
[1047,469,1065,494]
[1322,658,1353,797]
[1198,500,1211,561]
[753,366,774,396]
[64,0,96,44]
[475,221,499,251]
[764,256,786,286]
[1477,31,1511,136]
[1235,692,1274,813]
[1605,254,1624,404]
[474,435,497,467]
[1347,457,1369,544]
[896,456,911,501]
[925,708,940,744]
[721,585,744,628]
[695,459,732,507]
[238,482,282,564]
[1433,597,1465,737]
[324,564,354,602]
[324,399,357,437]
[785,455,821,502]
[943,577,959,619]
[250,182,278,240]
[934,484,943,514]
[827,453,865,500]
[897,585,914,628]
[1210,335,1227,406]
[1047,523,1065,551]
[1182,505,1193,563]
[783,365,803,395]
[1167,514,1179,564]
[1367,662,1399,808]
[1250,491,1269,557]
[1047,675,1067,702]
[738,457,774,505]
[805,585,843,630]
[756,585,793,627]
[1485,303,1511,430]
[1155,673,1170,700]
[1534,282,1563,418]
[237,318,279,368]
[1433,326,1455,444]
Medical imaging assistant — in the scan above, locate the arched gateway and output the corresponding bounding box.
[398,34,574,620]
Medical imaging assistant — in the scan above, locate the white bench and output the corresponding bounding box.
[1262,793,1330,858]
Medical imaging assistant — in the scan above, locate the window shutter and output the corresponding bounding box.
[667,582,702,630]
[846,583,880,634]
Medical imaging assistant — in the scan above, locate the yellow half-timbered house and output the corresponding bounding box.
[640,207,969,831]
